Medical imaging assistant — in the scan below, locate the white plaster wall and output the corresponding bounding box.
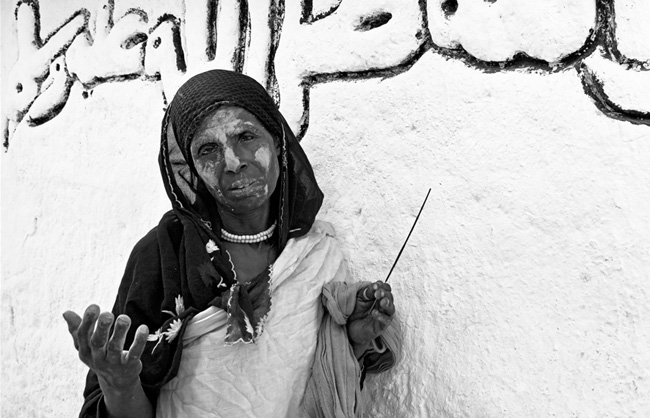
[2,1,649,417]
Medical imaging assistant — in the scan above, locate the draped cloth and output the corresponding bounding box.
[303,282,401,418]
[157,69,324,346]
[149,69,325,375]
[78,70,399,418]
[80,70,324,416]
[156,221,346,417]
[156,221,401,418]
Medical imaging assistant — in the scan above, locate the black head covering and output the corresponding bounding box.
[160,69,323,250]
[155,70,325,382]
[79,71,324,413]
[156,68,324,336]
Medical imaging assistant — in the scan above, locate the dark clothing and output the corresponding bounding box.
[80,70,323,416]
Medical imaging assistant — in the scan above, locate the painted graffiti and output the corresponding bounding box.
[3,0,649,148]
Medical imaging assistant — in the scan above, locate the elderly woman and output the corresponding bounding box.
[63,70,399,418]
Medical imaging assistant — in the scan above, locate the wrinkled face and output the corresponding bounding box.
[190,106,280,214]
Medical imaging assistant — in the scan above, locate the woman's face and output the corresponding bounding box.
[190,106,280,215]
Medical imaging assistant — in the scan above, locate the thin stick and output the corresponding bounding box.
[384,188,431,283]
[362,188,431,304]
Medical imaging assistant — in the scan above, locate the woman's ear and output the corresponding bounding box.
[274,136,281,154]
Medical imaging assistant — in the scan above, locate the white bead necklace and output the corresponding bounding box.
[220,222,277,244]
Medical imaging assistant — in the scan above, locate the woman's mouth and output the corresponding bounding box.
[227,178,265,198]
[229,179,256,191]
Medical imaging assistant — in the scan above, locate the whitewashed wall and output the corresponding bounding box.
[2,1,649,417]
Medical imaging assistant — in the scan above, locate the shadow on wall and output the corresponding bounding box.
[3,0,649,149]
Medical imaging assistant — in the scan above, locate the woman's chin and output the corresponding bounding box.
[219,191,272,215]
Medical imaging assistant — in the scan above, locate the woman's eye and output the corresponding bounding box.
[199,144,218,156]
[240,133,256,142]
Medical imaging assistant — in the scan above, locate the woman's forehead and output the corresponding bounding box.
[195,105,265,136]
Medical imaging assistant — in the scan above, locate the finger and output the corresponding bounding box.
[378,296,396,316]
[371,310,393,332]
[372,280,390,296]
[379,282,392,292]
[376,288,393,304]
[62,311,83,350]
[77,305,100,358]
[126,324,149,363]
[373,287,391,303]
[374,285,394,302]
[90,312,114,350]
[361,285,375,301]
[106,315,131,361]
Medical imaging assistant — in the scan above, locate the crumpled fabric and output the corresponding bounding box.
[158,69,324,348]
[79,69,324,418]
[303,282,401,418]
[157,221,348,418]
[154,222,401,418]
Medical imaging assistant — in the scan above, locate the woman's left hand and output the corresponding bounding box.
[347,281,395,350]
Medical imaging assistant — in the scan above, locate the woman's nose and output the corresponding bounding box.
[224,145,247,172]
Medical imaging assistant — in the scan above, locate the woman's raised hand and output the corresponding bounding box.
[63,306,154,417]
[62,305,149,392]
[347,281,395,348]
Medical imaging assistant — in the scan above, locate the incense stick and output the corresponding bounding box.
[384,188,431,283]
[362,188,431,304]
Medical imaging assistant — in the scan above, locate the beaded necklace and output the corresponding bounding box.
[220,222,277,244]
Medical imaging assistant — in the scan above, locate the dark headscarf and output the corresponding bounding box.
[80,70,324,416]
[162,69,323,251]
[155,68,323,357]
[157,68,323,340]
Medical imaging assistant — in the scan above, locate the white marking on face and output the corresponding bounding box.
[190,106,280,214]
[224,145,240,171]
[254,145,271,171]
